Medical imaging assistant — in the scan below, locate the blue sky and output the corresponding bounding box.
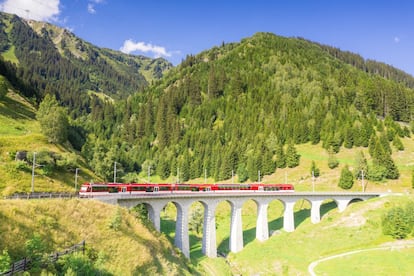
[1,0,414,76]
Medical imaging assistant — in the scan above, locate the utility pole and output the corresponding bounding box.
[148,165,151,184]
[113,162,117,183]
[75,168,79,192]
[312,170,315,192]
[31,152,36,193]
[361,170,365,192]
[177,167,179,184]
[258,170,261,183]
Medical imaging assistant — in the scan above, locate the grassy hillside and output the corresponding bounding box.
[0,198,196,275]
[160,195,414,275]
[0,84,99,196]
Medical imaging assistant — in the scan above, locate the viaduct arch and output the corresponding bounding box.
[97,192,383,258]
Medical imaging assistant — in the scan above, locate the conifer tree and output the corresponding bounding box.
[327,147,339,169]
[354,150,368,180]
[237,163,249,183]
[310,161,320,177]
[338,165,354,189]
[392,135,404,151]
[285,144,300,168]
[0,77,7,99]
[343,125,354,148]
[275,143,286,168]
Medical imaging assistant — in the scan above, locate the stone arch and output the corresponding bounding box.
[320,198,339,219]
[187,200,207,257]
[349,197,364,204]
[215,199,233,255]
[240,199,259,246]
[267,198,285,235]
[294,198,312,228]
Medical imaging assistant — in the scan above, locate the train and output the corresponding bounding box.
[79,182,294,196]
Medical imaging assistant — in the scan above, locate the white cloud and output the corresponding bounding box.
[120,39,172,58]
[394,36,400,43]
[0,0,60,22]
[87,0,104,14]
[87,3,96,14]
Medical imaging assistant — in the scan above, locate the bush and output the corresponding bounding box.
[108,208,122,231]
[0,249,11,273]
[382,206,411,239]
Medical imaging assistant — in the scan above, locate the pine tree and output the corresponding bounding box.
[392,135,404,151]
[285,144,300,168]
[261,149,276,175]
[354,150,368,180]
[338,165,354,189]
[275,143,286,168]
[310,161,320,177]
[0,77,7,99]
[327,147,339,169]
[343,125,354,148]
[237,163,249,183]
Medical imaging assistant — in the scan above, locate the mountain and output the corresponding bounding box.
[1,13,414,191]
[0,12,172,115]
[83,32,414,185]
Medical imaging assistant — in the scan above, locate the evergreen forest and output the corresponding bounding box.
[2,12,414,187]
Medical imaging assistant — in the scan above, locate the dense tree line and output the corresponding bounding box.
[79,32,413,182]
[2,13,413,184]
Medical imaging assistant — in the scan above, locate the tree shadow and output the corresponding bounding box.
[294,208,311,228]
[0,93,36,120]
[320,201,338,218]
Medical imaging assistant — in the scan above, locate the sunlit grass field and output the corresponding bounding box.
[160,195,414,275]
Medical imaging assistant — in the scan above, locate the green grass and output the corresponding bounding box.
[2,45,18,64]
[0,90,100,195]
[0,199,196,275]
[315,247,414,275]
[158,195,414,275]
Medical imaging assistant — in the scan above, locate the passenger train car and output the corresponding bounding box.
[79,182,294,196]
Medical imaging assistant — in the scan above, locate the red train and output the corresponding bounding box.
[79,182,294,196]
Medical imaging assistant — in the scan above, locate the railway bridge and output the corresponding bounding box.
[95,192,384,258]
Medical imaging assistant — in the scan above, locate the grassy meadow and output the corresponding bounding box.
[0,90,98,195]
[160,195,414,275]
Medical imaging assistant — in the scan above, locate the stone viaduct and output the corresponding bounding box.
[96,191,383,258]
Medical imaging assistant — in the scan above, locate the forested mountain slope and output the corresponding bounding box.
[85,32,414,184]
[0,12,172,117]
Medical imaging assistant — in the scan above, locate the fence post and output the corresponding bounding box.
[82,240,85,255]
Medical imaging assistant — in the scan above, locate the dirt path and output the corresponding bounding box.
[308,241,414,276]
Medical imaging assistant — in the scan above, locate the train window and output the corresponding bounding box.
[108,187,118,193]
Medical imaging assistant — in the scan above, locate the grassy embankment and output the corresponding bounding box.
[0,198,197,275]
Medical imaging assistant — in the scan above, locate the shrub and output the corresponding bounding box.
[108,208,122,231]
[382,206,412,239]
[0,249,11,273]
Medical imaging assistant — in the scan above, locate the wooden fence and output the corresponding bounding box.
[0,240,85,275]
